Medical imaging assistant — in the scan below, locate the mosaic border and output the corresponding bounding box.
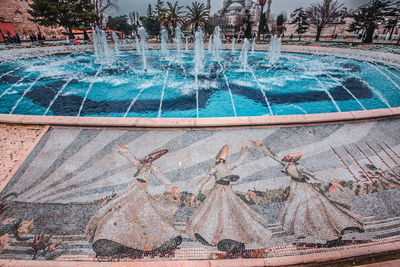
[0,239,399,266]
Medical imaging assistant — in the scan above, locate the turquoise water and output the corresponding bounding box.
[0,50,399,118]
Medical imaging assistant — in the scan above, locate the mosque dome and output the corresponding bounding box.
[227,2,243,11]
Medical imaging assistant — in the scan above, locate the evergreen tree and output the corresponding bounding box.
[290,8,309,40]
[276,13,287,34]
[128,11,140,34]
[106,15,134,36]
[28,0,98,38]
[242,9,253,39]
[384,0,400,41]
[257,0,267,39]
[141,4,162,36]
[348,0,390,43]
[155,0,165,23]
[258,12,268,36]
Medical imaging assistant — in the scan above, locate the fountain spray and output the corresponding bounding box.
[194,27,205,118]
[112,32,120,57]
[175,25,183,60]
[161,27,169,59]
[268,35,282,66]
[208,34,213,53]
[138,27,148,72]
[251,37,256,55]
[194,27,205,74]
[240,38,249,70]
[93,26,114,65]
[231,37,236,53]
[212,26,222,61]
[135,36,140,55]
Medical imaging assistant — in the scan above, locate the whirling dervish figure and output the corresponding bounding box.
[251,141,364,246]
[85,144,182,256]
[187,145,272,253]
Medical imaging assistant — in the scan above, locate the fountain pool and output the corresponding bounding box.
[0,49,400,118]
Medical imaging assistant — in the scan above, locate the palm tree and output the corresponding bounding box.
[163,1,185,36]
[185,1,209,33]
[257,0,267,40]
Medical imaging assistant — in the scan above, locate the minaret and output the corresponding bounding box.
[207,0,211,14]
[265,0,272,23]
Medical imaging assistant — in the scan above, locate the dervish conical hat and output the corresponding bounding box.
[142,149,169,163]
[282,152,303,162]
[215,145,229,161]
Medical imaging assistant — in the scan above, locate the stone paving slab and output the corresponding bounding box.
[0,124,47,191]
[0,119,399,264]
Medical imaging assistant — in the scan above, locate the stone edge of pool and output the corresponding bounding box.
[2,44,400,66]
[0,107,399,128]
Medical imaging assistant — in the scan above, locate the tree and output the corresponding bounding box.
[384,0,400,40]
[257,0,267,39]
[384,17,399,41]
[290,8,309,40]
[258,12,269,36]
[185,1,209,33]
[92,0,118,27]
[276,13,287,34]
[348,0,390,43]
[276,14,285,26]
[141,4,162,36]
[28,0,98,38]
[163,1,185,37]
[128,11,140,34]
[258,0,272,38]
[155,0,166,24]
[305,0,344,41]
[242,9,254,39]
[106,16,133,35]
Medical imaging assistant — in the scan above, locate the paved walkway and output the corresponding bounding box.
[0,118,399,265]
[0,124,45,190]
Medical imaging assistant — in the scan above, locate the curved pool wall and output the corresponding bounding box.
[0,45,399,127]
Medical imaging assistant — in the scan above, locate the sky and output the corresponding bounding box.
[114,0,370,17]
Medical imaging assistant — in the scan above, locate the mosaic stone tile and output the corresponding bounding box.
[0,119,399,262]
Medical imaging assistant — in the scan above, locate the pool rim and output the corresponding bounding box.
[0,108,398,128]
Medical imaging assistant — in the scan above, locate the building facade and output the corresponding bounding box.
[213,0,262,35]
[0,0,56,41]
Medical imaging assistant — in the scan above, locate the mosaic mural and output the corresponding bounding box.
[0,118,400,261]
